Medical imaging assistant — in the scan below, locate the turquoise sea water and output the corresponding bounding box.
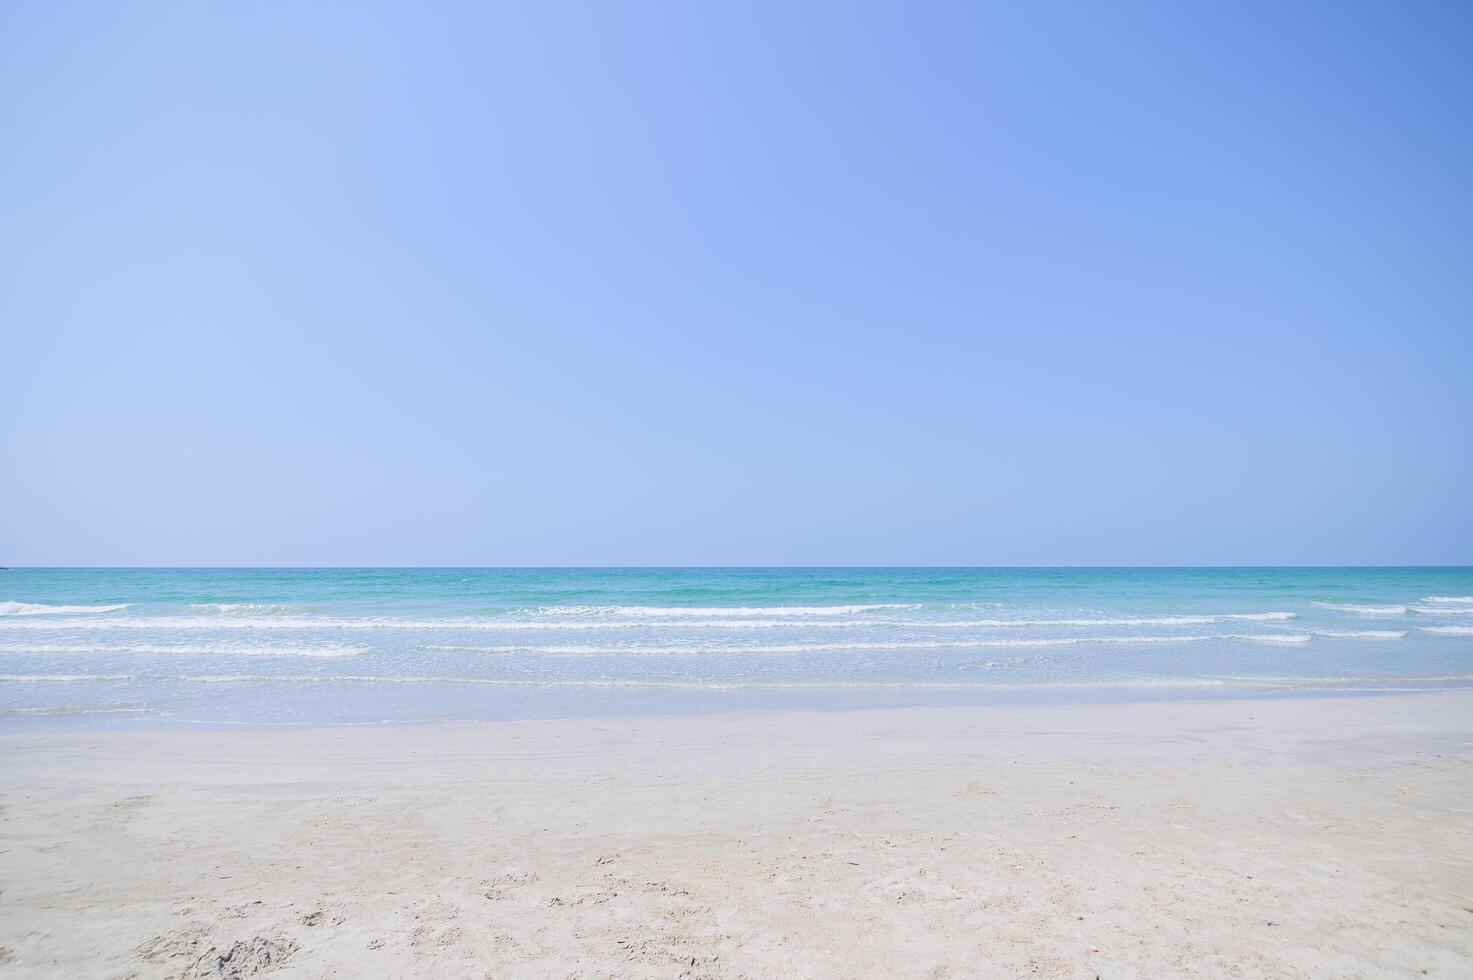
[2,568,1471,729]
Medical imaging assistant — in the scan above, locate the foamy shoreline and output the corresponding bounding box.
[2,691,1471,977]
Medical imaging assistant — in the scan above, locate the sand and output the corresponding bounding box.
[2,692,1471,979]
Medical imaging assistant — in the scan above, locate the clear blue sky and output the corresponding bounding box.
[2,2,1470,566]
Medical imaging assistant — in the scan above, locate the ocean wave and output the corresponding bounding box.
[1422,596,1473,605]
[0,704,154,717]
[0,601,131,616]
[425,633,1320,656]
[535,603,923,618]
[0,610,1299,632]
[174,674,1233,691]
[0,615,582,632]
[929,612,1296,627]
[1311,602,1407,617]
[129,672,1473,693]
[427,636,1209,655]
[0,615,528,632]
[1419,626,1473,635]
[1206,674,1473,687]
[0,673,135,682]
[1310,630,1408,639]
[1232,633,1312,645]
[1410,606,1473,616]
[191,603,302,615]
[0,642,365,658]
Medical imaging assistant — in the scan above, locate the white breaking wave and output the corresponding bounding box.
[1411,606,1473,616]
[175,674,1233,691]
[426,633,1316,656]
[0,673,135,682]
[1420,626,1473,635]
[0,615,645,632]
[1311,602,1407,617]
[1,704,153,717]
[929,612,1296,627]
[170,673,1473,693]
[191,603,302,615]
[0,615,551,632]
[0,610,1299,632]
[0,642,365,658]
[1310,630,1409,639]
[0,601,131,616]
[1233,633,1312,645]
[1422,596,1473,605]
[1207,673,1473,686]
[429,636,1211,655]
[536,603,923,618]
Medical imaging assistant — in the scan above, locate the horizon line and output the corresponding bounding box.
[5,565,1472,572]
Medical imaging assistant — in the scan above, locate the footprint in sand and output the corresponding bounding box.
[482,869,538,900]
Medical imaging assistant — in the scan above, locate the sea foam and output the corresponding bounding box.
[0,642,365,658]
[0,673,135,682]
[175,674,1234,692]
[0,601,131,616]
[1311,629,1409,639]
[426,633,1318,656]
[1233,633,1312,644]
[538,604,923,618]
[1311,602,1407,617]
[0,610,1300,632]
[191,603,303,615]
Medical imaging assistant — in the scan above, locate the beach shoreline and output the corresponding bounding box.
[3,691,1471,977]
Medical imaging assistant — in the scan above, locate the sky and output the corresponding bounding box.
[1,1,1470,567]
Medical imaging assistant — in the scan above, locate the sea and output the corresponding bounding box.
[2,567,1471,729]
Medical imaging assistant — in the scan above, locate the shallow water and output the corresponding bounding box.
[2,567,1471,728]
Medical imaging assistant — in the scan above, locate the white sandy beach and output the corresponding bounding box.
[2,693,1471,979]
